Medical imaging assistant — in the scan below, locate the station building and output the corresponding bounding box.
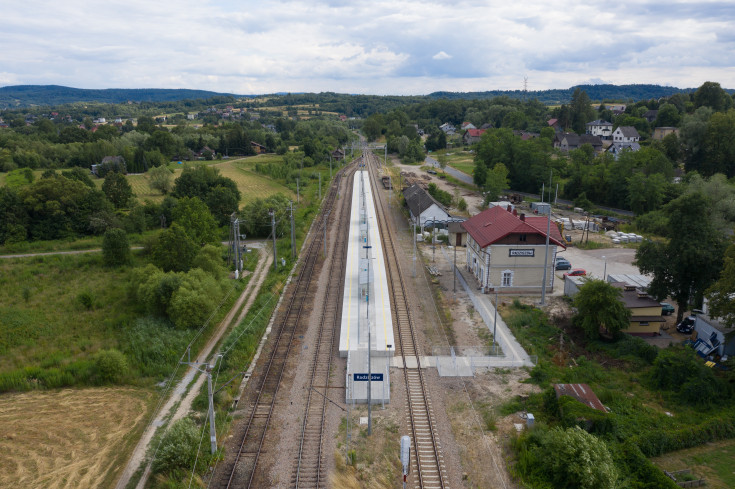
[461,205,565,294]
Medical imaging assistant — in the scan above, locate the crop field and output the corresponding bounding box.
[652,439,735,489]
[213,156,295,204]
[0,387,154,489]
[0,253,130,373]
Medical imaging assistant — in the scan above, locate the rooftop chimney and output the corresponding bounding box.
[513,208,518,216]
[507,204,512,212]
[520,213,525,221]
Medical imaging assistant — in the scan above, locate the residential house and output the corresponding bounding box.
[404,184,453,228]
[606,142,641,159]
[331,148,345,161]
[513,130,538,141]
[613,283,665,336]
[463,128,487,145]
[643,110,658,124]
[547,118,561,132]
[612,126,640,143]
[461,122,476,130]
[554,133,603,153]
[461,206,566,294]
[250,141,267,154]
[652,127,679,141]
[439,122,456,135]
[585,120,613,139]
[604,104,627,115]
[186,113,197,120]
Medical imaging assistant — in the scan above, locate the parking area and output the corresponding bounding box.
[550,246,645,296]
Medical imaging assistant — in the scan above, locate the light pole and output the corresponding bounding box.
[493,288,498,354]
[602,255,607,281]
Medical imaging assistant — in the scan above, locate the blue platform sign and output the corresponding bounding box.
[353,373,383,382]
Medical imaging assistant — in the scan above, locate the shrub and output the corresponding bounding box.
[540,426,618,489]
[77,291,94,310]
[458,198,468,211]
[153,418,200,474]
[94,349,128,384]
[123,317,191,377]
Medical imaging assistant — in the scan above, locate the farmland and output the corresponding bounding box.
[0,387,154,489]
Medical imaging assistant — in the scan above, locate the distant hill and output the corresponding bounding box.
[0,85,245,108]
[427,84,706,104]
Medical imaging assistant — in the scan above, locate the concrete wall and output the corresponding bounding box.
[467,239,557,293]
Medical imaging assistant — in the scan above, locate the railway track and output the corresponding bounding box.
[292,160,355,488]
[212,160,354,489]
[365,151,448,489]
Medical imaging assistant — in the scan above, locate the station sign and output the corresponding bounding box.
[353,373,383,381]
[509,249,535,257]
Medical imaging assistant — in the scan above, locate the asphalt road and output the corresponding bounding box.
[554,246,643,282]
[425,156,475,186]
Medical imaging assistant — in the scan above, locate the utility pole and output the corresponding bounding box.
[453,240,457,298]
[412,215,417,277]
[179,357,220,454]
[493,289,499,354]
[323,210,330,258]
[540,170,552,305]
[270,210,277,271]
[319,172,322,200]
[290,201,295,260]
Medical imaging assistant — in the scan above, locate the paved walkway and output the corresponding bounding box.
[425,156,475,186]
[439,246,534,368]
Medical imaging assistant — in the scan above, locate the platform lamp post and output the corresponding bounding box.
[493,288,499,354]
[602,256,607,281]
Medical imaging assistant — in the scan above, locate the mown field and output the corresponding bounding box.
[652,439,735,489]
[440,149,475,176]
[0,387,154,489]
[213,156,295,204]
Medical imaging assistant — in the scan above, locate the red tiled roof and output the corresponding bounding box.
[466,128,486,137]
[461,205,565,248]
[554,383,606,412]
[547,118,558,126]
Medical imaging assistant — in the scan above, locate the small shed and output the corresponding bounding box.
[530,202,551,215]
[564,275,588,298]
[554,383,607,412]
[448,220,467,247]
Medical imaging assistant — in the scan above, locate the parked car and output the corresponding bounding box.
[563,269,587,279]
[676,315,696,334]
[660,302,675,316]
[555,257,572,270]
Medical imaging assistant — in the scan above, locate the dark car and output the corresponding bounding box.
[676,315,696,334]
[555,258,572,270]
[563,268,587,280]
[660,302,675,316]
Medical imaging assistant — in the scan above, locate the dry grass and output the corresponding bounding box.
[0,387,154,489]
[212,157,295,204]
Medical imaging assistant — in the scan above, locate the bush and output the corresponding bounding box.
[123,317,191,377]
[153,418,201,474]
[94,349,128,384]
[458,198,468,211]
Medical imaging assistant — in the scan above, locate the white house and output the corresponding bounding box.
[585,120,613,139]
[461,206,566,294]
[404,184,453,228]
[612,126,640,143]
[606,142,641,159]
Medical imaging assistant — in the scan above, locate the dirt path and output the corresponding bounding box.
[0,247,144,259]
[113,246,273,489]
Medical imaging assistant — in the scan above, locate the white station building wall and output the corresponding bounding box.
[339,170,395,358]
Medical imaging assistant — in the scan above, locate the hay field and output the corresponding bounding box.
[213,157,295,204]
[0,387,153,489]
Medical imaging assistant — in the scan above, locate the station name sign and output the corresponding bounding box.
[509,249,535,257]
[353,373,384,381]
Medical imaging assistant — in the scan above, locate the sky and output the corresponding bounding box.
[1,0,734,95]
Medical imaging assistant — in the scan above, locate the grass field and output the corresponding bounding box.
[651,440,735,489]
[441,150,475,176]
[0,387,154,489]
[213,156,295,204]
[0,252,133,372]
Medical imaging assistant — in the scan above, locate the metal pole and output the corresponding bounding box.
[270,210,277,271]
[319,173,322,200]
[555,183,559,204]
[540,170,552,305]
[290,201,295,260]
[323,210,330,258]
[493,289,498,353]
[412,215,417,277]
[453,241,457,297]
[603,256,607,281]
[206,365,217,454]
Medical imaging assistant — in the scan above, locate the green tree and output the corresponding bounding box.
[147,165,173,195]
[362,114,384,141]
[654,103,681,128]
[102,172,134,209]
[167,268,224,329]
[539,426,618,489]
[483,163,510,204]
[701,109,735,177]
[102,228,131,267]
[694,81,733,112]
[705,242,735,327]
[635,192,728,322]
[573,279,631,339]
[570,88,596,134]
[152,223,199,272]
[172,196,219,245]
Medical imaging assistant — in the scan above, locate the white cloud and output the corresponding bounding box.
[0,0,733,94]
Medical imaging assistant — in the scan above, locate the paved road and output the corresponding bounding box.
[425,156,475,186]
